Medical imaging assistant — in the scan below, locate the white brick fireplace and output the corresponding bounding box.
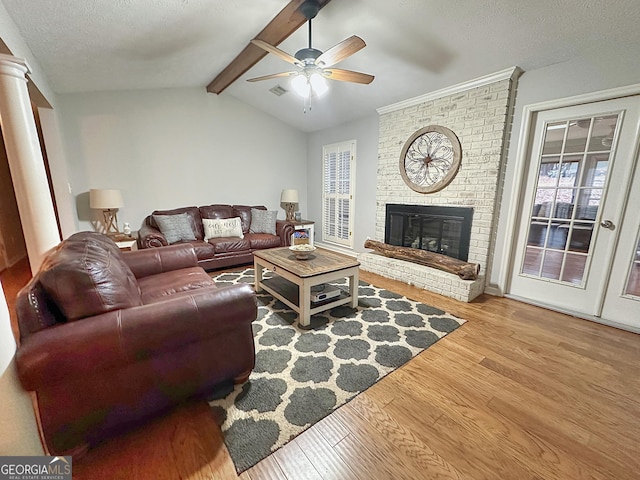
[359,67,521,302]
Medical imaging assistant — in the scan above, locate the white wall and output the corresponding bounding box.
[488,48,640,293]
[0,280,44,455]
[307,114,379,251]
[57,88,308,231]
[38,108,77,239]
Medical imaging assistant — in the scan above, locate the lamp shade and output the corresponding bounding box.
[280,189,299,204]
[90,189,123,209]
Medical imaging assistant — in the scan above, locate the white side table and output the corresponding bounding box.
[290,220,315,246]
[115,239,137,252]
[111,232,138,252]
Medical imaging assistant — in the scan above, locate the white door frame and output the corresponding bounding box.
[498,83,640,329]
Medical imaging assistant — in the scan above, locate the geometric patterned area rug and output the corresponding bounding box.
[207,268,466,474]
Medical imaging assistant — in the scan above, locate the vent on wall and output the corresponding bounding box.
[269,85,288,96]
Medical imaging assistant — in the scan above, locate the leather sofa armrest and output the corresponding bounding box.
[16,284,257,390]
[122,244,198,278]
[277,220,296,246]
[138,223,168,249]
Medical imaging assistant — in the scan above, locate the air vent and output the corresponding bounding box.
[269,85,288,96]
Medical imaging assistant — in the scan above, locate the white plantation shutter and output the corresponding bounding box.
[322,140,355,247]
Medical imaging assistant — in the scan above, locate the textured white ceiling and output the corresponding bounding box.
[3,0,639,132]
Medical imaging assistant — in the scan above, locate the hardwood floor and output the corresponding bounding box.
[4,262,639,479]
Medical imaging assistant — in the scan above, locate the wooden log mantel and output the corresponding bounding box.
[364,240,480,280]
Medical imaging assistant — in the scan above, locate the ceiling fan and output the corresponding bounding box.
[247,0,374,97]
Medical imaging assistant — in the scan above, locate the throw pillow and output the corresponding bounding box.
[250,208,277,235]
[153,213,196,244]
[203,217,244,241]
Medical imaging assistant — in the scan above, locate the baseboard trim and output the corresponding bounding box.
[483,285,503,297]
[314,242,359,258]
[504,293,640,334]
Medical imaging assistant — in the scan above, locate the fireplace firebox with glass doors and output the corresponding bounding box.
[384,204,473,262]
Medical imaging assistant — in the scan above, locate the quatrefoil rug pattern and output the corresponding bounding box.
[208,268,466,473]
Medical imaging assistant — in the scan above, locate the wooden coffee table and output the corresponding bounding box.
[253,247,360,328]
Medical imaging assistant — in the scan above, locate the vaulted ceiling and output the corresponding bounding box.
[2,0,639,132]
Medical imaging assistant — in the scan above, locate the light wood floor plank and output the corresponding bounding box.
[244,454,288,480]
[344,394,468,479]
[292,425,359,480]
[332,432,416,480]
[310,409,351,448]
[271,440,323,480]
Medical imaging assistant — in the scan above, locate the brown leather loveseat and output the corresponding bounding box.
[138,204,296,270]
[15,231,257,455]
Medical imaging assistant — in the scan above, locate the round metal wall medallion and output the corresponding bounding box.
[399,125,462,194]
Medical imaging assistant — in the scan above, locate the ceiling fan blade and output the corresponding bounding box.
[315,35,366,67]
[251,39,301,66]
[247,71,298,82]
[324,68,374,84]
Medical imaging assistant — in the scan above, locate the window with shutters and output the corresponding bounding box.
[322,140,355,247]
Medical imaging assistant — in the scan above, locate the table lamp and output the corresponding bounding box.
[90,188,123,235]
[280,189,299,222]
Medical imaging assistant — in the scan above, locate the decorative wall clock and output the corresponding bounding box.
[399,125,462,194]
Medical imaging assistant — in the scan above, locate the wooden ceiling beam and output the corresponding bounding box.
[206,0,332,94]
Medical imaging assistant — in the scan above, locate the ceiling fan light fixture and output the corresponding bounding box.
[291,74,311,97]
[291,71,329,98]
[310,72,328,96]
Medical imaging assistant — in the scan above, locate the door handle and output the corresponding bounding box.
[600,220,615,230]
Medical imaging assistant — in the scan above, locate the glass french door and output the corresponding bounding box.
[509,96,640,330]
[600,156,640,331]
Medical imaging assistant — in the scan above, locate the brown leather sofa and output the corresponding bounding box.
[15,231,257,456]
[138,204,296,270]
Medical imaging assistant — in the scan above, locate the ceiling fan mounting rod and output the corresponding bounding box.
[300,0,320,21]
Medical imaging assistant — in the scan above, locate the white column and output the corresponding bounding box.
[0,280,44,455]
[0,54,60,274]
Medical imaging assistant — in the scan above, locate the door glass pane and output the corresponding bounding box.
[624,230,640,297]
[547,221,569,250]
[562,253,587,285]
[568,223,594,252]
[538,155,561,185]
[565,119,589,153]
[523,247,543,275]
[588,115,617,152]
[541,250,563,280]
[582,153,609,187]
[558,155,582,187]
[527,220,548,247]
[532,197,552,219]
[521,112,621,285]
[554,189,575,219]
[574,188,601,220]
[542,123,566,155]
